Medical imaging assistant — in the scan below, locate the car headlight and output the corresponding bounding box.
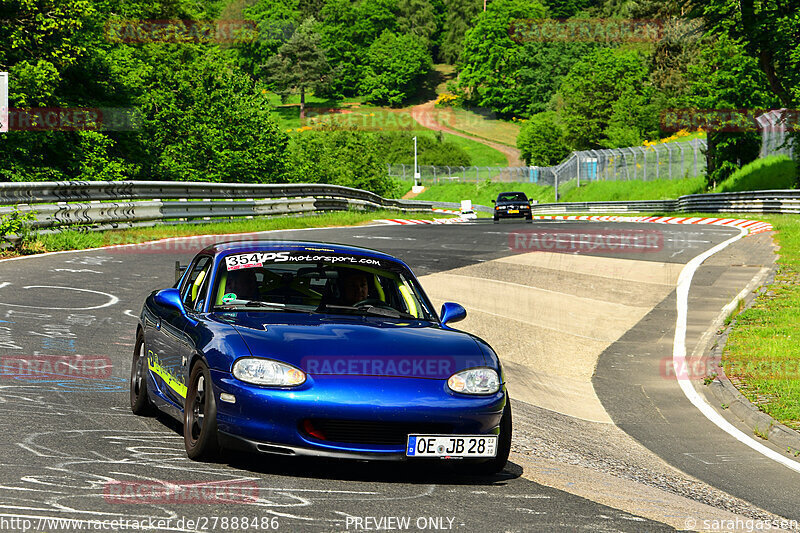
[232,358,306,386]
[447,367,500,395]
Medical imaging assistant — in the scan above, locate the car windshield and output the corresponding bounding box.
[498,193,528,202]
[212,250,436,320]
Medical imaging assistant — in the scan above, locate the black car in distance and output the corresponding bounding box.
[493,191,533,222]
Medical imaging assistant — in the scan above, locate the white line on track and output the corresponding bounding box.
[673,226,800,473]
[0,285,119,310]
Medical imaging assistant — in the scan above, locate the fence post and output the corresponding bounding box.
[576,152,581,187]
[665,144,672,179]
[612,150,618,180]
[555,168,559,201]
[641,146,647,180]
[433,165,436,184]
[655,145,660,180]
[693,139,698,177]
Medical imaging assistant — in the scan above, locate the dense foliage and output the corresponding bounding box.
[516,112,570,166]
[359,31,432,106]
[2,0,798,189]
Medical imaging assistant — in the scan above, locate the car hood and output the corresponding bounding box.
[215,313,487,379]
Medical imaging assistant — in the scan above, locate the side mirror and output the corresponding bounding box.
[154,288,195,324]
[440,302,466,326]
[491,199,496,204]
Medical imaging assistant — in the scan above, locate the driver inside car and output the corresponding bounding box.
[339,270,370,305]
[225,269,261,301]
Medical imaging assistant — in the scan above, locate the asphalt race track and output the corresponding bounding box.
[0,219,796,532]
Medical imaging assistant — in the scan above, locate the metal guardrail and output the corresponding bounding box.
[530,189,800,215]
[0,181,797,233]
[0,181,466,232]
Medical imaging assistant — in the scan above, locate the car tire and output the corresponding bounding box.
[130,331,155,416]
[459,401,512,476]
[184,360,220,460]
[493,217,499,223]
[525,216,532,223]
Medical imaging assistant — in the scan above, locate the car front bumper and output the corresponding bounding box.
[211,370,506,457]
[494,208,531,219]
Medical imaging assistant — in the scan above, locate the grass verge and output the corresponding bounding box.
[719,214,800,429]
[411,182,555,206]
[713,155,797,192]
[558,176,706,202]
[437,107,521,147]
[5,210,417,256]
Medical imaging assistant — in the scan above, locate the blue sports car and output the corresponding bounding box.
[130,241,511,474]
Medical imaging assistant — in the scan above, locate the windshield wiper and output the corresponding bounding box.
[320,304,415,319]
[214,300,311,313]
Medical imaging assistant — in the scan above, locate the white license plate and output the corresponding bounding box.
[508,209,519,214]
[406,435,497,458]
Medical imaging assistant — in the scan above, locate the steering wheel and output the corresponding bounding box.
[353,298,393,309]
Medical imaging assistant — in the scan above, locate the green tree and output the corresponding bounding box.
[0,0,94,106]
[359,31,432,106]
[685,36,778,186]
[320,0,398,97]
[438,0,481,64]
[138,51,289,183]
[288,129,400,196]
[683,0,800,182]
[542,0,596,17]
[516,111,570,165]
[262,17,332,119]
[511,41,599,117]
[397,0,438,50]
[685,0,800,107]
[457,0,547,118]
[557,47,653,149]
[234,0,300,76]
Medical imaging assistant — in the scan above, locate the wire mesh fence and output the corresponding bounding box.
[388,139,707,197]
[389,109,796,201]
[758,109,796,158]
[387,165,541,185]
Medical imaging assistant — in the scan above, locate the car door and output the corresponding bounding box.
[147,255,212,406]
